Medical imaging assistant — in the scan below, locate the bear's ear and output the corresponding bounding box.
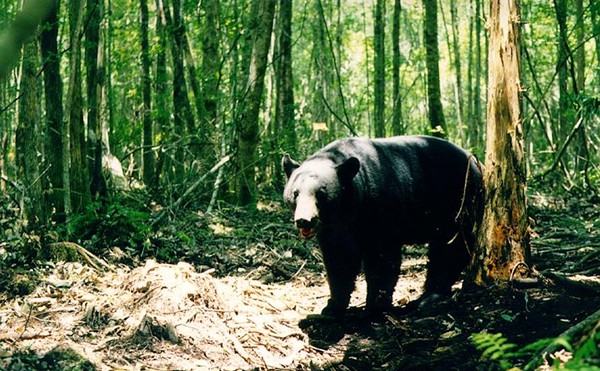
[337,157,360,183]
[282,154,300,178]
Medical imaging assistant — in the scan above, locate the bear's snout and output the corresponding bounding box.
[294,217,319,239]
[295,217,318,229]
[295,217,318,239]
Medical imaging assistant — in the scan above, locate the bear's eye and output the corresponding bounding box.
[293,189,299,200]
[315,189,327,203]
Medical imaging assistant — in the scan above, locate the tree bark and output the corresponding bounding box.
[86,0,107,200]
[154,0,169,184]
[423,0,446,137]
[391,0,403,136]
[592,1,600,86]
[553,0,570,140]
[66,0,90,215]
[373,0,386,138]
[449,0,464,137]
[236,0,276,206]
[162,0,195,174]
[468,0,530,285]
[201,0,220,132]
[140,0,155,188]
[39,0,65,222]
[16,36,44,224]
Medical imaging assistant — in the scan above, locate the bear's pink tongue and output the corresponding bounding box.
[299,228,316,239]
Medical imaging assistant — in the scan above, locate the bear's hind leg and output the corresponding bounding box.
[423,236,470,298]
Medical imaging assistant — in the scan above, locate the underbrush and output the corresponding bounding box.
[0,190,323,297]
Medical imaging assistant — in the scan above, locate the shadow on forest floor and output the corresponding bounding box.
[0,193,598,370]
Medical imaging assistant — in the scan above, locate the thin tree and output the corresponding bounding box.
[423,0,446,137]
[201,0,220,132]
[373,0,386,137]
[449,0,464,137]
[593,1,600,86]
[154,0,169,183]
[274,0,296,158]
[40,0,65,222]
[140,0,155,188]
[391,0,403,136]
[86,0,106,199]
[236,0,276,206]
[468,0,530,284]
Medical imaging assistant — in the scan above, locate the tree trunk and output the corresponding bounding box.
[39,0,65,222]
[16,36,43,225]
[274,0,296,167]
[201,0,220,132]
[236,0,276,206]
[273,0,295,189]
[66,0,90,215]
[373,0,385,138]
[470,0,483,150]
[592,1,600,86]
[162,0,195,176]
[554,0,570,140]
[140,0,155,188]
[86,0,107,200]
[449,0,464,138]
[173,0,205,148]
[423,0,446,137]
[391,0,403,136]
[154,0,169,185]
[468,0,530,285]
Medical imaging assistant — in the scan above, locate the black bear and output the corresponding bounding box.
[282,135,484,316]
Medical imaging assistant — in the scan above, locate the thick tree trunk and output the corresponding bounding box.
[39,0,65,222]
[423,0,446,137]
[373,0,385,137]
[16,37,44,224]
[66,0,90,215]
[468,0,530,285]
[236,0,276,206]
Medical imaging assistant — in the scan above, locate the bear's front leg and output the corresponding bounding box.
[363,246,402,313]
[319,243,361,316]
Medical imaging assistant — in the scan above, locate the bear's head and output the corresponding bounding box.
[282,154,360,239]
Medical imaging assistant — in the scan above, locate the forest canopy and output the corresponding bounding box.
[0,0,598,220]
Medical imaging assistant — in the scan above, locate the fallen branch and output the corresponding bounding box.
[47,242,113,271]
[151,155,231,227]
[542,271,600,296]
[525,307,600,370]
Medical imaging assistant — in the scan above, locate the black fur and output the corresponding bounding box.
[282,135,484,316]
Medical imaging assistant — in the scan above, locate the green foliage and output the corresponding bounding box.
[64,198,152,256]
[2,346,96,371]
[471,330,600,370]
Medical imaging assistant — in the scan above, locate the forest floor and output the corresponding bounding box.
[0,192,599,370]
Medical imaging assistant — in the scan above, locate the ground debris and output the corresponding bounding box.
[0,259,340,370]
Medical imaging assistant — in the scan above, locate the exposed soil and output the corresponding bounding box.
[0,194,598,370]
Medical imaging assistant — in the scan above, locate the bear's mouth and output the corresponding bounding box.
[299,227,316,239]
